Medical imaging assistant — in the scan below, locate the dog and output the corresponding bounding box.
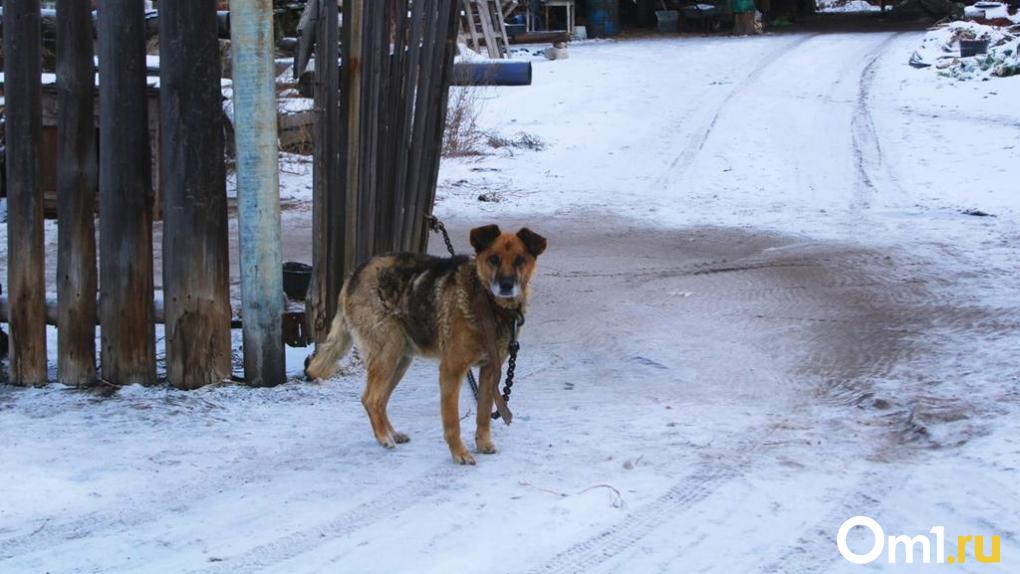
[305,224,546,464]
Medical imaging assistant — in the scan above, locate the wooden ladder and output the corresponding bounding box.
[461,0,510,59]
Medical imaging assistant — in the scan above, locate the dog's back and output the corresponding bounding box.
[304,253,472,379]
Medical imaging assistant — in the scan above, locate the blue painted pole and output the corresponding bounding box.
[231,0,285,386]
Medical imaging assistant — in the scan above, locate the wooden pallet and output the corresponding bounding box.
[461,0,510,59]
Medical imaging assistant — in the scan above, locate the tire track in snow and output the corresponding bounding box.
[757,469,905,574]
[850,32,903,206]
[653,33,819,191]
[0,403,371,561]
[191,465,464,573]
[525,437,766,574]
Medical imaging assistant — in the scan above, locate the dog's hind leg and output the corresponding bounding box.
[382,355,413,444]
[362,342,407,449]
[304,310,354,380]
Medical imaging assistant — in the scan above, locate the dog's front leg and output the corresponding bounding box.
[475,362,499,454]
[440,358,475,465]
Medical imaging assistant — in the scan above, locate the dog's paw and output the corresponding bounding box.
[392,432,411,444]
[476,438,497,454]
[376,435,396,449]
[451,450,476,465]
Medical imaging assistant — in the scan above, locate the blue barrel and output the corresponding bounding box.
[586,0,620,38]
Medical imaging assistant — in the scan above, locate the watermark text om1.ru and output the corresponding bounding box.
[837,516,1000,565]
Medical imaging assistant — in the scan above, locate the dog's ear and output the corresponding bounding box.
[470,224,502,253]
[516,228,547,258]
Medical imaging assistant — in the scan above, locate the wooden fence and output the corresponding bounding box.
[0,0,461,388]
[306,0,461,342]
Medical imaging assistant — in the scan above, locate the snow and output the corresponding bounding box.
[817,0,886,13]
[4,32,1020,573]
[910,21,1020,79]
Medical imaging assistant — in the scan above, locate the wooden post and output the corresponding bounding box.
[309,0,343,343]
[3,0,48,386]
[55,0,98,387]
[159,0,232,389]
[393,0,427,252]
[232,0,285,386]
[98,0,157,386]
[340,0,365,273]
[417,0,462,251]
[406,0,442,251]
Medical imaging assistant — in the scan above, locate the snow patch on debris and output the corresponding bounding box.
[910,21,1020,79]
[817,0,885,13]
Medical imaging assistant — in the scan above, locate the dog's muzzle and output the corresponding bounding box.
[492,278,520,299]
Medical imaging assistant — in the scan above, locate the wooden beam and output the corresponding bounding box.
[159,0,232,389]
[55,0,98,387]
[3,0,48,386]
[340,0,365,272]
[309,0,343,343]
[98,0,157,386]
[417,0,461,251]
[231,0,285,386]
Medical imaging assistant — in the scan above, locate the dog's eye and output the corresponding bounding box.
[487,255,500,267]
[513,255,525,267]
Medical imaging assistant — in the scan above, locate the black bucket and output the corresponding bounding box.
[282,262,312,301]
[960,39,989,57]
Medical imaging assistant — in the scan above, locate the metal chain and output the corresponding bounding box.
[426,215,457,260]
[494,338,520,420]
[425,214,520,419]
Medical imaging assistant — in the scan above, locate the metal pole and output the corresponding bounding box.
[3,0,47,386]
[231,0,285,386]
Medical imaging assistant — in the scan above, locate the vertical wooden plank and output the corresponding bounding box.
[418,0,463,251]
[356,0,381,260]
[309,0,343,343]
[372,1,392,255]
[56,0,98,387]
[340,0,365,273]
[407,0,444,251]
[393,0,426,251]
[98,0,156,386]
[160,0,232,389]
[461,0,481,55]
[232,0,285,386]
[3,0,48,386]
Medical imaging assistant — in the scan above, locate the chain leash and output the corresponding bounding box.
[425,215,520,420]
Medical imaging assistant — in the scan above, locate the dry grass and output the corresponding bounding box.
[486,131,546,153]
[442,87,487,157]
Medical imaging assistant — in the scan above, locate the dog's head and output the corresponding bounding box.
[470,224,546,305]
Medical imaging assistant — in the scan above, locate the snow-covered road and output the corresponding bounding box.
[3,28,1019,573]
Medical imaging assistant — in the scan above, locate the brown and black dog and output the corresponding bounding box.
[305,224,546,464]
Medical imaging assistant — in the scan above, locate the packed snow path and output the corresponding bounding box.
[2,30,1019,573]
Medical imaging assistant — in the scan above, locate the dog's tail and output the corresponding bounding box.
[304,295,354,380]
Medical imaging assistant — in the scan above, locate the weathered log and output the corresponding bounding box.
[308,0,343,343]
[98,0,157,386]
[160,0,233,389]
[55,0,98,386]
[507,30,570,44]
[232,0,286,386]
[3,0,48,386]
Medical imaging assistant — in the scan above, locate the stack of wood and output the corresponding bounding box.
[460,0,510,58]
